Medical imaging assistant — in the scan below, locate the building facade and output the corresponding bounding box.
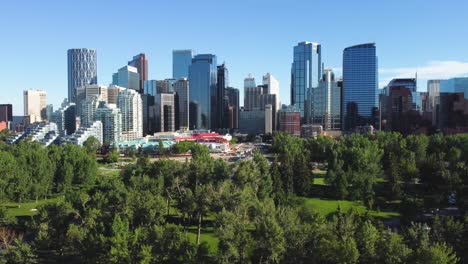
[51,102,76,136]
[278,105,301,136]
[128,53,148,93]
[291,41,321,124]
[95,102,122,144]
[68,48,97,103]
[173,78,190,130]
[173,49,195,79]
[188,54,218,130]
[314,69,341,130]
[69,121,103,146]
[23,90,47,122]
[239,109,266,134]
[118,89,143,141]
[225,87,239,129]
[0,104,13,123]
[113,65,140,91]
[342,43,378,130]
[155,93,175,132]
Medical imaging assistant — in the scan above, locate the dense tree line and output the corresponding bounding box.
[0,132,467,263]
[0,140,97,203]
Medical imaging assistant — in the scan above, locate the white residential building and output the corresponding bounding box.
[95,102,122,144]
[118,88,143,141]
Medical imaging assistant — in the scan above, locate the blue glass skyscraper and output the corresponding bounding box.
[342,43,378,130]
[290,41,321,124]
[188,54,217,129]
[173,50,195,79]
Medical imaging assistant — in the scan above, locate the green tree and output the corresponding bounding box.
[83,136,101,155]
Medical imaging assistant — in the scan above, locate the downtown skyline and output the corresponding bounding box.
[1,0,468,111]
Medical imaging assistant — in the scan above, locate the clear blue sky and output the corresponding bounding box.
[1,0,468,114]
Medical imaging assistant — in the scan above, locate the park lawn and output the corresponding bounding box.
[313,177,326,186]
[3,197,63,217]
[302,197,400,220]
[186,227,219,254]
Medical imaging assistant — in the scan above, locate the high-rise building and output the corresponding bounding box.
[427,80,441,112]
[23,90,47,122]
[80,96,101,128]
[0,104,13,123]
[262,73,280,110]
[141,94,156,136]
[314,69,341,130]
[68,48,97,103]
[239,108,266,134]
[244,74,256,89]
[118,89,143,141]
[265,104,273,134]
[45,104,54,121]
[173,78,189,130]
[278,105,301,136]
[342,43,378,130]
[291,41,322,123]
[144,80,158,96]
[95,102,122,144]
[188,54,218,129]
[440,77,468,98]
[217,64,229,129]
[157,79,176,94]
[385,78,420,111]
[128,53,148,93]
[112,65,140,91]
[108,85,126,105]
[51,101,76,136]
[155,93,175,132]
[225,87,239,129]
[76,84,108,117]
[244,83,278,130]
[173,50,195,79]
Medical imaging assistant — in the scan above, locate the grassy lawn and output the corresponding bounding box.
[3,197,63,217]
[313,177,326,185]
[302,197,400,220]
[186,227,219,254]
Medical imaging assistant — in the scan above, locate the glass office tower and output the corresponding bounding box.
[290,41,321,124]
[173,50,195,79]
[68,49,97,103]
[342,43,378,130]
[188,54,218,129]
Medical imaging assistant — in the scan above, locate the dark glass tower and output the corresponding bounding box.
[342,43,378,130]
[290,41,321,124]
[128,53,148,93]
[188,54,217,129]
[217,64,229,129]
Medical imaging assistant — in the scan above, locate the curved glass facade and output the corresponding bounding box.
[188,54,217,129]
[291,41,321,124]
[342,43,378,130]
[67,49,97,103]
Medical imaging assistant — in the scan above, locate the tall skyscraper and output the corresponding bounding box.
[173,78,189,130]
[342,43,378,130]
[217,64,229,129]
[95,102,122,144]
[112,65,140,91]
[0,104,13,123]
[156,79,176,94]
[291,41,321,124]
[427,80,441,112]
[244,74,256,89]
[225,87,239,129]
[76,84,108,117]
[155,93,175,132]
[117,89,143,141]
[314,69,341,130]
[51,101,76,136]
[262,73,280,110]
[188,54,218,129]
[68,48,97,103]
[128,53,148,93]
[80,96,101,128]
[173,50,195,79]
[144,80,158,96]
[23,90,47,122]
